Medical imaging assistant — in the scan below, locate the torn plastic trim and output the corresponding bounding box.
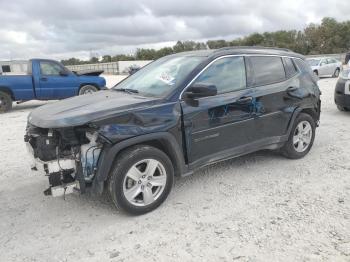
[80,132,102,182]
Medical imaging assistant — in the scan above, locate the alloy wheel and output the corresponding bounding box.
[293,121,312,152]
[123,159,167,206]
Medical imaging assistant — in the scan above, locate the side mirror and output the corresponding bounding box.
[59,70,69,76]
[185,83,217,99]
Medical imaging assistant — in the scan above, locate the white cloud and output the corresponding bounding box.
[0,0,349,60]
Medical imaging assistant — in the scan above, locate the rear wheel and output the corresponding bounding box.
[281,113,316,159]
[333,68,340,78]
[79,85,98,95]
[108,145,174,215]
[0,91,13,113]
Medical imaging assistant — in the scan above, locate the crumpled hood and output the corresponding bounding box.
[28,90,159,128]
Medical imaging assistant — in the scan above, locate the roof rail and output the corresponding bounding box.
[215,46,293,53]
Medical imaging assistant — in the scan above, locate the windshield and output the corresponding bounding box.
[307,59,320,66]
[113,55,205,97]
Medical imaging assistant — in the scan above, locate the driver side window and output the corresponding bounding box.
[40,61,62,76]
[194,56,246,94]
[320,59,328,65]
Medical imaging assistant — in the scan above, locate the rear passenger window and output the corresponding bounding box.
[249,56,286,86]
[283,57,297,78]
[194,56,246,94]
[293,58,318,82]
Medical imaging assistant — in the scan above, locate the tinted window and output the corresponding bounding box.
[249,56,286,86]
[40,61,63,75]
[194,56,246,94]
[294,58,318,82]
[2,65,11,73]
[283,57,297,78]
[327,58,337,64]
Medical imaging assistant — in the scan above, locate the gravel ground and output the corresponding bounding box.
[0,78,349,262]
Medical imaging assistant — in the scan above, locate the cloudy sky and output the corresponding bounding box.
[1,0,349,60]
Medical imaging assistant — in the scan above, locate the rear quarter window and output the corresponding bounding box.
[248,56,286,86]
[282,57,297,78]
[293,58,318,82]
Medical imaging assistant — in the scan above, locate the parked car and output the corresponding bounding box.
[306,57,342,78]
[25,47,321,215]
[334,67,350,111]
[0,59,106,112]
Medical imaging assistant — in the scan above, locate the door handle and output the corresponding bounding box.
[40,77,48,81]
[287,86,298,92]
[237,96,253,103]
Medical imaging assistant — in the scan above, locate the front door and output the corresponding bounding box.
[318,58,329,76]
[180,56,256,167]
[37,61,77,99]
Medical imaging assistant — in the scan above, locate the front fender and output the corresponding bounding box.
[95,132,187,184]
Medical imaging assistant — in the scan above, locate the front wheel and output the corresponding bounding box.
[108,145,174,215]
[79,85,98,95]
[0,91,13,113]
[333,68,340,78]
[281,113,316,159]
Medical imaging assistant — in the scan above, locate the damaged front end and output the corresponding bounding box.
[25,124,103,197]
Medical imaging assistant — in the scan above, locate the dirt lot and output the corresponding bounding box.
[0,78,349,262]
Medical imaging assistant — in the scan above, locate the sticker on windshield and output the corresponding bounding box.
[158,72,175,86]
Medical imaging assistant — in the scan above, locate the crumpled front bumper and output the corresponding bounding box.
[26,141,80,197]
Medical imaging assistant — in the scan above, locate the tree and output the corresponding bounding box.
[89,57,99,63]
[101,55,112,63]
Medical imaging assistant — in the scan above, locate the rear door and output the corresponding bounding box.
[37,60,78,99]
[246,55,296,141]
[181,56,256,166]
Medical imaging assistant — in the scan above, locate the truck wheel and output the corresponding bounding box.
[0,91,13,113]
[79,85,98,95]
[281,113,316,159]
[108,145,174,215]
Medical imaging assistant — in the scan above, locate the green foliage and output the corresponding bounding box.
[61,17,350,65]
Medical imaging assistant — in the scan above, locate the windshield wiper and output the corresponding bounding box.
[114,88,139,94]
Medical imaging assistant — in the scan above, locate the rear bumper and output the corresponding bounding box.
[334,78,350,107]
[335,93,350,107]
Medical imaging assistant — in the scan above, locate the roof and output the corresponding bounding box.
[172,46,305,59]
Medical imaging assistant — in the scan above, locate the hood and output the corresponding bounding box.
[28,90,159,128]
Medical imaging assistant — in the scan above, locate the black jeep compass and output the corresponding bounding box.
[25,47,321,215]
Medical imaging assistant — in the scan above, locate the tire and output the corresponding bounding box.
[78,85,98,95]
[333,68,340,78]
[313,70,318,77]
[281,113,316,159]
[107,145,174,215]
[337,105,349,111]
[0,91,13,113]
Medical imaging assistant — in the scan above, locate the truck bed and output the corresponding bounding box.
[0,75,34,101]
